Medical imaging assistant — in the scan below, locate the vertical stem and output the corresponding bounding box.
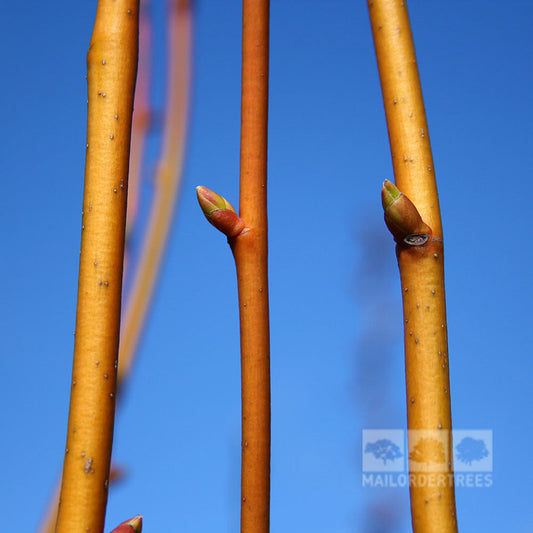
[233,1,270,532]
[368,0,441,230]
[369,1,458,532]
[55,2,139,532]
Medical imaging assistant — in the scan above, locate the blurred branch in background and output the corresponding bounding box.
[354,222,406,533]
[354,225,399,422]
[118,0,192,386]
[123,0,153,279]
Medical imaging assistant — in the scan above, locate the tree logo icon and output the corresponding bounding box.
[365,438,403,465]
[362,430,404,472]
[409,437,446,465]
[407,430,450,472]
[452,430,492,472]
[455,437,489,466]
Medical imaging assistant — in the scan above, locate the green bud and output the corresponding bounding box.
[196,186,246,237]
[381,179,402,210]
[381,180,431,245]
[196,186,237,215]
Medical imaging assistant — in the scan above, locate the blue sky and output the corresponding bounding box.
[1,1,532,532]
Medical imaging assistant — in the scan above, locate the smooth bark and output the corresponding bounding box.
[55,2,139,531]
[369,1,458,531]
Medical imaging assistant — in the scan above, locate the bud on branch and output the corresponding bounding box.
[381,180,432,245]
[196,186,246,237]
[109,515,142,533]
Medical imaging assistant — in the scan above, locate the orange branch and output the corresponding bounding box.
[233,1,270,532]
[55,1,139,531]
[196,1,270,531]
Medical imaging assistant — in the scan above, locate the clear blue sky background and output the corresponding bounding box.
[1,1,532,532]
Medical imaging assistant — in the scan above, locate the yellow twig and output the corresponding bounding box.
[39,3,191,529]
[369,1,458,531]
[55,1,139,531]
[38,467,124,533]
